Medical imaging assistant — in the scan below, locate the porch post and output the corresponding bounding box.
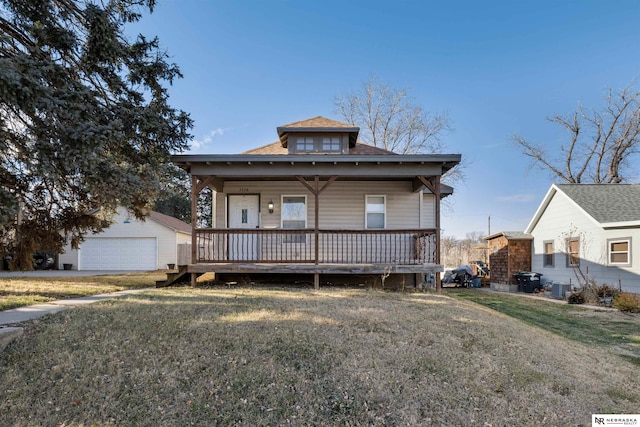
[434,175,442,293]
[314,176,320,289]
[191,175,198,287]
[296,175,338,290]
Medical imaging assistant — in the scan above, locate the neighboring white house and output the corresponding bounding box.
[525,183,640,294]
[58,208,191,271]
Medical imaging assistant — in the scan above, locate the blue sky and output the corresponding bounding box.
[130,0,640,238]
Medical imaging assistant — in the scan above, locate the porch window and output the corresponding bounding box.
[608,238,631,265]
[365,195,386,229]
[543,241,554,267]
[566,238,580,267]
[282,196,307,243]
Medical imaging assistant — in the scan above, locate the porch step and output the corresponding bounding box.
[156,266,192,288]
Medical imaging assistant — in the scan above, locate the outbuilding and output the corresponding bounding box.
[485,231,533,292]
[58,208,191,271]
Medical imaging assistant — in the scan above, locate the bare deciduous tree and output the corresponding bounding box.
[334,76,452,155]
[513,83,640,183]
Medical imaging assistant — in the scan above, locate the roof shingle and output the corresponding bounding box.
[557,184,640,223]
[149,210,191,234]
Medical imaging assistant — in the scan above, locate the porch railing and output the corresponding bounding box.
[193,228,437,265]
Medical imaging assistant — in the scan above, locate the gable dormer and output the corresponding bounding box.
[276,116,359,154]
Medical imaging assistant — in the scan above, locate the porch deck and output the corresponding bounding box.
[186,262,443,275]
[176,228,442,288]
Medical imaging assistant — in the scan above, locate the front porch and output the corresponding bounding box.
[177,228,441,289]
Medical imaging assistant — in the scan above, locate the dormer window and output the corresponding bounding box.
[322,137,340,151]
[276,116,360,154]
[296,137,315,152]
[293,135,343,153]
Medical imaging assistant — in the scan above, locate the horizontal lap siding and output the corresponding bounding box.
[422,194,436,229]
[220,181,419,230]
[319,181,418,229]
[530,192,640,293]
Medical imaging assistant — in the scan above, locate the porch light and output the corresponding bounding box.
[268,200,274,214]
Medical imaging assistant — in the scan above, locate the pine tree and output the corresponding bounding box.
[0,0,192,269]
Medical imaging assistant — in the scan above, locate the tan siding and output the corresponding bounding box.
[421,194,436,228]
[219,180,419,230]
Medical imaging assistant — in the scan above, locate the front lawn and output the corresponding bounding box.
[1,287,638,426]
[447,289,640,365]
[0,272,166,311]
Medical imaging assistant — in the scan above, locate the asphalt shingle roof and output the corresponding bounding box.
[485,231,533,240]
[278,116,357,129]
[149,210,191,234]
[557,184,640,223]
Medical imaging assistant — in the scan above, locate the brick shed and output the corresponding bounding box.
[484,231,533,287]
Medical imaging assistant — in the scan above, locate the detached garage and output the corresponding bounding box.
[80,238,158,271]
[59,208,191,271]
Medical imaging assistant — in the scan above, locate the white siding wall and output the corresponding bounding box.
[531,191,640,293]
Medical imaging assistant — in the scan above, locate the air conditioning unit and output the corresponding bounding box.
[552,283,570,299]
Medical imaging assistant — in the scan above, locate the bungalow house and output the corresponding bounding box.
[525,183,640,294]
[58,208,191,271]
[171,116,461,289]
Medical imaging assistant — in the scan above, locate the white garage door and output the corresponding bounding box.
[80,238,157,270]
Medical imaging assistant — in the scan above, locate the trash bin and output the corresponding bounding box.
[514,272,543,293]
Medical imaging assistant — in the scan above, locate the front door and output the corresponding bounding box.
[228,195,260,260]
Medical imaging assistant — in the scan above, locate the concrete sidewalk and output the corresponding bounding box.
[0,287,154,351]
[0,270,146,278]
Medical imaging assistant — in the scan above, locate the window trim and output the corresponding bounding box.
[365,195,386,229]
[281,195,307,244]
[608,237,631,267]
[291,135,344,154]
[543,240,554,268]
[281,195,307,229]
[566,238,580,267]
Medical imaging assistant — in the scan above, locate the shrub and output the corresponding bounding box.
[612,292,640,313]
[596,284,620,299]
[567,292,586,304]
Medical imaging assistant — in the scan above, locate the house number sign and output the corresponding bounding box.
[239,187,249,192]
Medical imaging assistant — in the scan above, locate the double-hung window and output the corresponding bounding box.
[282,196,307,243]
[543,241,554,267]
[365,195,386,229]
[566,238,580,267]
[608,238,631,266]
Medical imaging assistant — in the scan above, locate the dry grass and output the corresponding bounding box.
[0,272,166,310]
[1,286,639,426]
[448,289,640,365]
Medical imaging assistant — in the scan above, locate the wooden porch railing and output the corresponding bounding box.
[192,229,437,265]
